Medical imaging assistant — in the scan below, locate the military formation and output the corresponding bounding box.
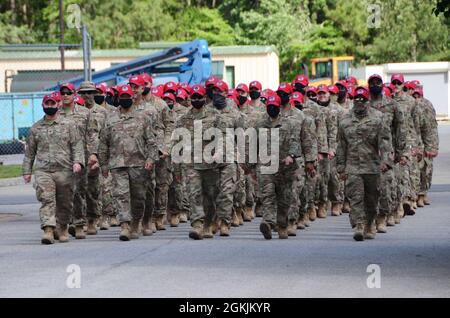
[22,72,439,244]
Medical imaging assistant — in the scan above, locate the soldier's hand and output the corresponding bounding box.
[73,163,82,174]
[425,151,438,158]
[23,174,32,184]
[88,154,98,167]
[318,153,325,162]
[90,161,100,171]
[328,151,335,160]
[380,163,389,173]
[102,169,109,178]
[416,152,423,162]
[283,156,294,166]
[145,162,154,171]
[250,171,257,182]
[339,173,348,181]
[399,156,408,166]
[305,163,316,178]
[160,151,169,160]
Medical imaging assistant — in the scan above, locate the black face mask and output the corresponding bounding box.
[294,83,306,95]
[94,95,105,105]
[191,99,205,109]
[294,102,303,110]
[119,98,133,109]
[278,92,290,105]
[166,102,174,109]
[317,99,330,107]
[206,87,214,99]
[267,105,280,118]
[143,86,151,96]
[249,91,261,100]
[369,85,383,96]
[113,96,120,107]
[105,95,115,106]
[353,100,368,117]
[43,107,58,116]
[213,93,227,109]
[337,90,347,101]
[238,95,248,106]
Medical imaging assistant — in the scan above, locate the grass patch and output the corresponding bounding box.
[0,164,22,179]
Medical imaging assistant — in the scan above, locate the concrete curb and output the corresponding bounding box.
[0,176,33,188]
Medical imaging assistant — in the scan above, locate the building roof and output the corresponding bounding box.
[0,44,278,60]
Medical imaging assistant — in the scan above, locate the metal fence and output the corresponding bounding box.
[0,92,46,155]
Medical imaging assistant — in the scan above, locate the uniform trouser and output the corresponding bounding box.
[419,157,433,195]
[34,170,74,229]
[216,163,237,225]
[154,157,173,217]
[378,168,395,217]
[409,157,422,201]
[101,174,117,217]
[110,167,148,224]
[185,168,219,225]
[245,173,255,208]
[234,164,246,211]
[168,163,190,215]
[397,161,411,203]
[316,158,330,204]
[328,157,343,204]
[345,174,379,227]
[258,166,296,229]
[143,170,156,223]
[288,160,305,222]
[86,172,101,221]
[72,170,87,226]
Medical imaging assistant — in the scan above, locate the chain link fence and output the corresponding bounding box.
[0,92,46,155]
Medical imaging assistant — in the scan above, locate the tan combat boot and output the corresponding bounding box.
[189,221,204,240]
[75,225,86,239]
[417,195,425,208]
[203,223,214,239]
[179,212,188,223]
[376,215,387,233]
[304,211,311,227]
[110,215,120,227]
[412,200,418,210]
[41,226,55,245]
[242,207,251,222]
[364,222,376,239]
[317,202,327,218]
[287,221,297,236]
[342,201,351,213]
[151,221,157,233]
[278,227,288,239]
[353,224,364,241]
[219,220,230,237]
[58,224,69,243]
[297,215,305,230]
[386,214,396,227]
[98,216,110,230]
[231,210,240,227]
[403,200,415,216]
[246,206,255,220]
[119,222,131,241]
[130,220,140,239]
[170,213,180,227]
[308,205,317,221]
[423,194,431,205]
[331,202,341,216]
[259,221,272,240]
[142,218,152,236]
[86,219,97,235]
[155,215,166,230]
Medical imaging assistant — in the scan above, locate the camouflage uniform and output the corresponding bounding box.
[417,97,439,198]
[370,94,407,217]
[58,104,89,226]
[85,103,108,222]
[337,107,391,229]
[98,110,158,224]
[23,116,84,229]
[171,107,223,226]
[255,112,315,230]
[281,106,317,224]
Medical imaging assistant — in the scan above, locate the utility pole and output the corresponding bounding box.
[59,0,65,71]
[82,25,92,81]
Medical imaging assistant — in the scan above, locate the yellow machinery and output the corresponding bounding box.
[309,56,355,86]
